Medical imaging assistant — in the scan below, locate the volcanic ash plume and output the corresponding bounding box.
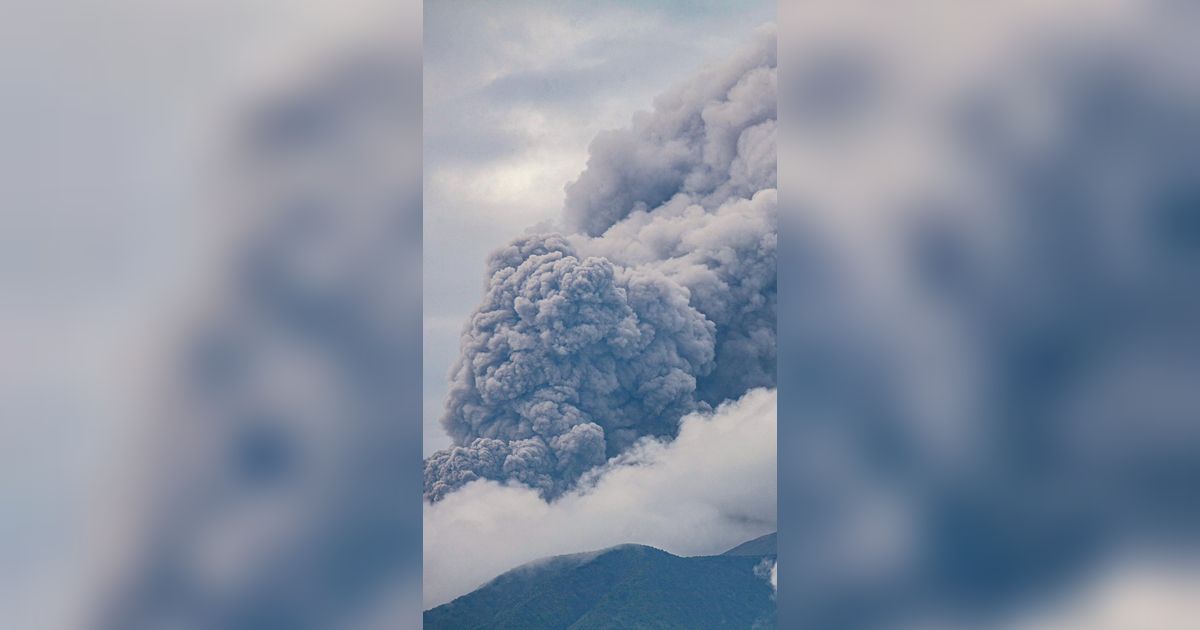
[424,26,777,502]
[424,234,717,501]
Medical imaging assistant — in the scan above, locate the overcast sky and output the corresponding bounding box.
[0,1,412,627]
[423,0,775,454]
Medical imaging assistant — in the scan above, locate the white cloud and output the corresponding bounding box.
[423,388,777,608]
[755,558,777,596]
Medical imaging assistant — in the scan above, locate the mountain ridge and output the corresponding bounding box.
[425,533,777,629]
[722,531,777,557]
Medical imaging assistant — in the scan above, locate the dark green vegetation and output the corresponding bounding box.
[424,534,776,629]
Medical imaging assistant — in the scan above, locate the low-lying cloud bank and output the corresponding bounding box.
[423,387,777,608]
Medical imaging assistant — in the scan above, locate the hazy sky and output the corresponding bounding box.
[0,1,412,627]
[423,0,775,454]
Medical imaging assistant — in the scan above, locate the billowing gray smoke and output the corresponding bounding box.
[425,235,717,500]
[563,27,777,237]
[773,4,1200,627]
[425,27,777,502]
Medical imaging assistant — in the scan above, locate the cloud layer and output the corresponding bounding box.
[423,388,777,608]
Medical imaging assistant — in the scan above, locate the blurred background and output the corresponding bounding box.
[3,0,1199,628]
[778,1,1200,628]
[0,0,422,628]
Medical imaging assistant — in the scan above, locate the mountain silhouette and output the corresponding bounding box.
[425,533,776,629]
